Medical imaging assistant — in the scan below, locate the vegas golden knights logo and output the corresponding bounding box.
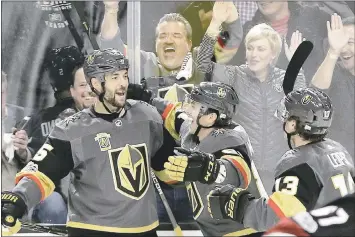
[108,144,149,200]
[95,133,112,151]
[86,54,95,65]
[217,87,227,98]
[186,182,204,219]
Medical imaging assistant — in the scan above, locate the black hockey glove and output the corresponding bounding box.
[164,147,220,184]
[207,184,254,222]
[127,82,153,103]
[1,192,26,227]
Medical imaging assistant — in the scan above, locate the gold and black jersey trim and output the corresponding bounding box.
[67,220,159,233]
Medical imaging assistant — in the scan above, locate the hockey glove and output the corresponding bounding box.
[207,184,254,223]
[1,192,26,235]
[127,83,153,103]
[164,147,220,184]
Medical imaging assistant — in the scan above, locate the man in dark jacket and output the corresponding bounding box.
[234,1,331,82]
[13,46,88,224]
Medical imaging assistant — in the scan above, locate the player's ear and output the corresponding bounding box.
[90,77,102,93]
[285,119,297,133]
[208,113,218,126]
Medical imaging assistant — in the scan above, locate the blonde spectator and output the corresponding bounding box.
[197,2,306,192]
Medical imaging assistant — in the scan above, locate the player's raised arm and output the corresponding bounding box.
[207,150,320,231]
[1,120,74,230]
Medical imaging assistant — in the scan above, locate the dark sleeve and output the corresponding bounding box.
[243,163,322,231]
[13,125,74,209]
[273,163,322,210]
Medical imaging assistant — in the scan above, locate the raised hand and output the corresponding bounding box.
[211,2,230,25]
[285,30,305,61]
[104,1,119,9]
[225,2,239,24]
[327,13,349,55]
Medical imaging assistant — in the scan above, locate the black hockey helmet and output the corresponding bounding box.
[276,87,333,135]
[83,48,129,84]
[45,46,84,92]
[186,82,239,126]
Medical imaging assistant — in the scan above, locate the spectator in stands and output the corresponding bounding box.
[311,15,354,160]
[2,72,27,192]
[233,1,331,82]
[13,46,95,224]
[197,2,306,192]
[99,1,242,83]
[303,1,354,18]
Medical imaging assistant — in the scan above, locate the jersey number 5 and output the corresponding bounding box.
[331,172,355,197]
[32,144,54,162]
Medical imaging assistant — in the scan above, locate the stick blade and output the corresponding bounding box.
[283,41,314,95]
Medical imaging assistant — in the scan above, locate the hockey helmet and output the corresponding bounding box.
[276,87,333,135]
[83,48,129,83]
[45,46,84,92]
[185,82,239,125]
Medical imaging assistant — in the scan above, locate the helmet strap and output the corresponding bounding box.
[192,112,215,144]
[283,122,298,149]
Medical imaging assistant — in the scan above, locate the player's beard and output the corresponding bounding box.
[104,90,126,110]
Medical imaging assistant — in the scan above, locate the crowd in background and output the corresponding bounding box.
[1,0,354,228]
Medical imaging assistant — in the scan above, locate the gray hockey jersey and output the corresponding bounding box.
[13,100,164,234]
[152,98,263,236]
[242,139,355,231]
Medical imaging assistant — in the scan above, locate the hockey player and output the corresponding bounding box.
[143,81,263,236]
[264,193,355,237]
[207,87,355,231]
[1,49,164,237]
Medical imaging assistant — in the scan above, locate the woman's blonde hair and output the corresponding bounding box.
[245,23,282,65]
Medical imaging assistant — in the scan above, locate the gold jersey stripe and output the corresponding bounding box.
[67,220,159,233]
[222,155,251,188]
[268,191,306,218]
[15,171,55,201]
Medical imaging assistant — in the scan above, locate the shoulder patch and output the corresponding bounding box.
[211,129,225,137]
[61,112,82,127]
[281,149,297,159]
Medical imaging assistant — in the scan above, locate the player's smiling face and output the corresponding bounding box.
[104,69,129,108]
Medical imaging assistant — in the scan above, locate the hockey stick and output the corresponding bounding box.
[60,5,85,52]
[71,1,100,50]
[151,169,184,236]
[250,160,268,199]
[2,221,67,236]
[283,41,314,95]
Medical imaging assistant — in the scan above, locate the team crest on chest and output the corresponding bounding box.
[108,144,150,200]
[95,133,112,151]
